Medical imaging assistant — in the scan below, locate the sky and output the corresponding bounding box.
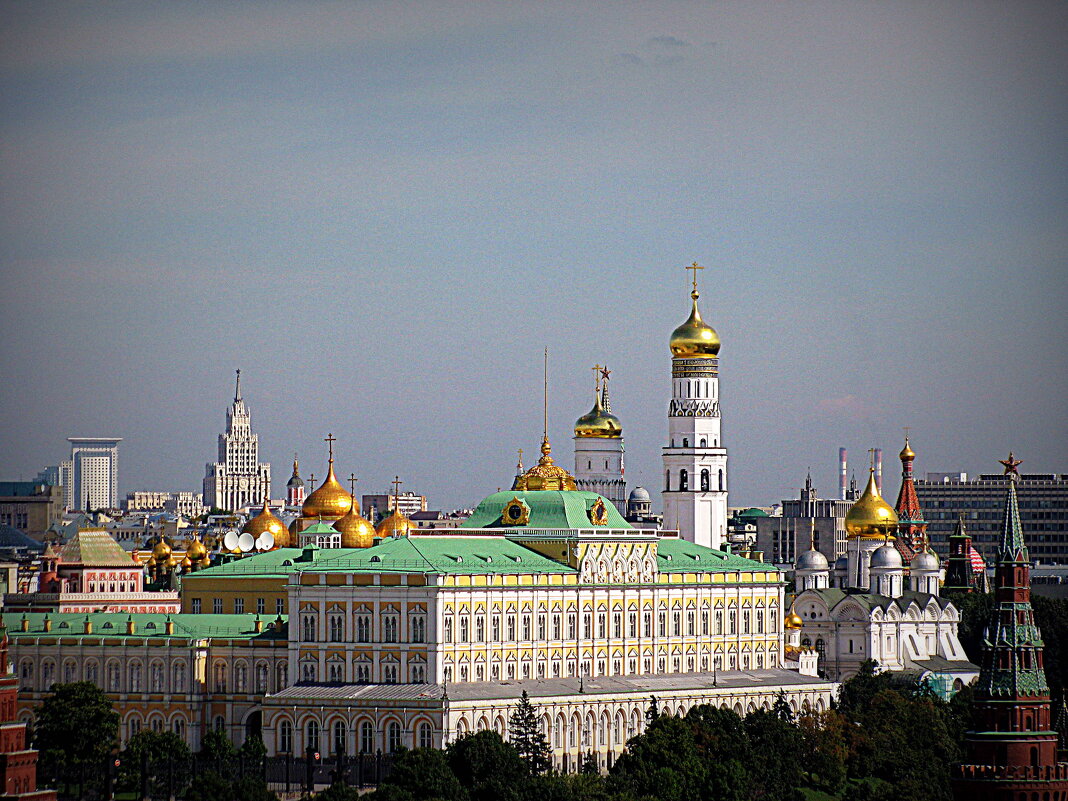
[1,1,1066,510]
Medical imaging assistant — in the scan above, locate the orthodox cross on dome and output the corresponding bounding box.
[868,447,876,471]
[903,426,911,439]
[391,475,403,502]
[324,433,336,464]
[686,261,705,297]
[309,473,316,487]
[592,364,603,391]
[349,473,358,497]
[516,448,524,474]
[999,452,1023,480]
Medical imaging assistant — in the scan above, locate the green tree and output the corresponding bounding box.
[509,691,552,775]
[201,728,237,760]
[371,747,466,801]
[645,695,660,722]
[796,710,848,795]
[118,730,192,794]
[446,730,527,801]
[33,681,119,788]
[743,709,804,801]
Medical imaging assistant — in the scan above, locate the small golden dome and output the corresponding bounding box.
[669,293,720,358]
[334,508,376,548]
[242,498,290,546]
[513,438,578,491]
[845,471,899,539]
[185,536,208,561]
[151,538,171,560]
[197,555,211,569]
[785,611,803,630]
[181,556,193,568]
[145,555,157,569]
[574,391,622,438]
[301,462,352,519]
[375,510,413,538]
[899,437,915,463]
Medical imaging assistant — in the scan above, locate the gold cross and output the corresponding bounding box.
[391,475,403,500]
[686,261,705,293]
[868,448,876,470]
[324,433,336,462]
[592,364,603,391]
[309,473,316,487]
[349,473,358,496]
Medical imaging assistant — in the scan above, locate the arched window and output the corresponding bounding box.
[665,471,670,491]
[418,721,433,750]
[718,469,724,491]
[700,469,710,492]
[333,721,346,755]
[128,663,142,693]
[679,470,688,492]
[172,718,186,740]
[173,662,186,693]
[306,720,320,755]
[150,663,163,692]
[700,438,707,447]
[386,721,402,753]
[279,720,293,753]
[682,438,689,448]
[360,721,374,754]
[257,663,269,693]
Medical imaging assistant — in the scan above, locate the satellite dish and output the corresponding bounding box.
[223,530,240,552]
[238,532,255,552]
[256,532,275,551]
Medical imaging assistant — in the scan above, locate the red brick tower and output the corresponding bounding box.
[953,454,1068,800]
[0,626,55,800]
[893,434,927,565]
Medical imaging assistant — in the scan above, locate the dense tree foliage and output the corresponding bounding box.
[118,730,192,794]
[509,691,552,775]
[33,681,119,789]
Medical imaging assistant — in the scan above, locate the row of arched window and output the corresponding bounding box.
[275,718,434,755]
[666,467,724,492]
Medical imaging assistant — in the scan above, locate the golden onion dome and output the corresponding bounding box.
[845,471,899,539]
[513,437,578,492]
[899,437,916,463]
[334,507,376,548]
[669,292,720,358]
[151,537,172,560]
[197,555,211,570]
[574,391,622,438]
[785,610,804,630]
[242,498,289,546]
[301,462,352,519]
[375,510,413,538]
[185,536,208,561]
[145,555,157,569]
[181,556,193,568]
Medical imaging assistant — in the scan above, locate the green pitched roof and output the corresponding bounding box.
[737,508,770,519]
[298,536,576,575]
[59,529,136,567]
[655,538,781,574]
[461,490,631,530]
[3,612,285,641]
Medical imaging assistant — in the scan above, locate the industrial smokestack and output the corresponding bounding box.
[839,448,848,500]
[874,448,883,492]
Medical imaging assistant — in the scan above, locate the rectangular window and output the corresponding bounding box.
[256,598,265,615]
[613,612,622,638]
[522,615,531,640]
[212,598,222,614]
[234,598,245,615]
[701,611,710,636]
[673,612,681,636]
[192,598,202,614]
[658,612,666,637]
[567,614,577,639]
[507,615,516,640]
[277,598,285,615]
[629,613,637,637]
[492,617,500,641]
[538,615,546,640]
[643,612,652,637]
[597,613,606,638]
[552,615,561,640]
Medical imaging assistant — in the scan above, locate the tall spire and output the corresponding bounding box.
[894,432,926,560]
[234,369,242,401]
[998,453,1028,564]
[600,365,612,412]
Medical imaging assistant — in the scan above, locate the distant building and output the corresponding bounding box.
[123,491,171,512]
[202,371,271,512]
[409,511,470,530]
[68,437,121,511]
[166,491,205,518]
[362,491,427,522]
[4,528,179,614]
[0,482,63,538]
[916,472,1068,563]
[623,486,661,530]
[754,473,857,565]
[572,370,626,515]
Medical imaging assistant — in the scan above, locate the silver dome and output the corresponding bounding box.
[796,549,830,571]
[628,486,651,502]
[870,544,903,570]
[834,556,849,571]
[911,550,940,572]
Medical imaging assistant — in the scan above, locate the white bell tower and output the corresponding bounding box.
[662,263,728,549]
[573,365,626,515]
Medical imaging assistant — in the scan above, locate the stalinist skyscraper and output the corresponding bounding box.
[662,263,728,549]
[202,370,271,512]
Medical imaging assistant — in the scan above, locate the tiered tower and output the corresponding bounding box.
[953,454,1068,800]
[661,263,728,549]
[893,434,928,565]
[573,365,626,515]
[202,370,271,512]
[943,515,981,593]
[0,626,56,799]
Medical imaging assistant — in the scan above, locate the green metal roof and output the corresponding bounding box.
[59,529,135,567]
[301,535,577,575]
[655,538,781,574]
[736,508,770,518]
[2,611,285,641]
[461,490,631,530]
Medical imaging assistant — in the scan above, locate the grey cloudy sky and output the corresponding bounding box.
[1,1,1066,509]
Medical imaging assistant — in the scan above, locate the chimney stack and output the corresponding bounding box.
[839,448,848,500]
